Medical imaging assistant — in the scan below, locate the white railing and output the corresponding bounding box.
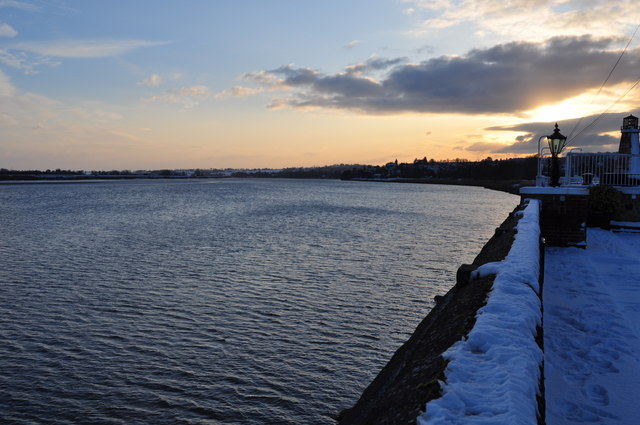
[537,152,640,187]
[565,152,640,186]
[536,149,551,187]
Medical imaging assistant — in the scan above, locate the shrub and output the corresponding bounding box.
[588,185,622,214]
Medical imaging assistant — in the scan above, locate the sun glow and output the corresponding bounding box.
[524,84,640,123]
[525,96,603,123]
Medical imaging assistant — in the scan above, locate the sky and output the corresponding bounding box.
[2,0,640,170]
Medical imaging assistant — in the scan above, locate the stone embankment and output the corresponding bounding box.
[336,200,544,425]
[352,178,535,195]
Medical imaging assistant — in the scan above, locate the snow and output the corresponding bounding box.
[414,200,640,424]
[418,199,543,425]
[520,187,589,195]
[520,186,640,196]
[544,228,640,425]
[610,220,640,229]
[615,187,640,195]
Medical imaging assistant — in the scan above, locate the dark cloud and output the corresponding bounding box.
[264,64,385,102]
[463,142,509,152]
[489,132,619,154]
[247,36,640,115]
[476,112,631,154]
[345,57,407,75]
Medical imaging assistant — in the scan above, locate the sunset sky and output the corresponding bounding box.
[2,0,640,170]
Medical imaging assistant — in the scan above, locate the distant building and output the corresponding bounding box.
[618,114,639,154]
[618,114,640,175]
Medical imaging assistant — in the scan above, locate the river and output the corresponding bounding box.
[0,178,517,424]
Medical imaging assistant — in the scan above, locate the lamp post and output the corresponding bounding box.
[548,123,567,187]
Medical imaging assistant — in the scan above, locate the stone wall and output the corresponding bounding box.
[614,191,640,222]
[521,186,640,247]
[520,191,588,247]
[336,203,544,424]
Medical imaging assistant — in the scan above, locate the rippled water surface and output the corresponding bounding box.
[0,179,517,424]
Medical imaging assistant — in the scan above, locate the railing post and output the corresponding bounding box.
[563,154,571,186]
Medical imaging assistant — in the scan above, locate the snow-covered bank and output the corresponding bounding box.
[418,199,543,425]
[545,229,640,425]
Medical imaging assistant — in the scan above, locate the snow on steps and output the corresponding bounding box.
[610,220,640,233]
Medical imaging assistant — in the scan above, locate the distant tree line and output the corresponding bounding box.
[231,164,361,179]
[0,164,363,180]
[1,157,537,182]
[340,156,537,181]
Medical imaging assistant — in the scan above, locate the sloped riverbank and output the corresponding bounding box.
[338,201,544,424]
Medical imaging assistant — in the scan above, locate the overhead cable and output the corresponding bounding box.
[566,24,640,143]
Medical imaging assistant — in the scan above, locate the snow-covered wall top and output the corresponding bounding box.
[418,199,543,425]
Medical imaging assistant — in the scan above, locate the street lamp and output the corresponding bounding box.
[547,123,567,187]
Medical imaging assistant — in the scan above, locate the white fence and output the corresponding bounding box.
[537,152,640,186]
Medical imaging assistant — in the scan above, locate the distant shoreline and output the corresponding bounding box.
[347,177,531,195]
[0,175,531,195]
[0,175,227,185]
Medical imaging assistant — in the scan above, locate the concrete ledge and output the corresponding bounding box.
[521,185,640,196]
[520,187,588,196]
[520,193,587,247]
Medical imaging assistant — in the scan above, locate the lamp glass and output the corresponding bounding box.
[547,124,567,155]
[547,136,566,155]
